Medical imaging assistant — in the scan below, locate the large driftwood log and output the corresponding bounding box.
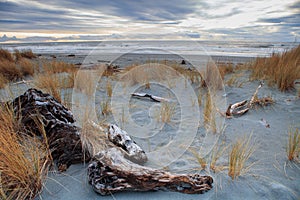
[88,148,213,195]
[11,88,90,171]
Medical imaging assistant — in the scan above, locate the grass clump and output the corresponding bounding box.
[0,49,14,62]
[0,106,51,199]
[42,60,76,74]
[250,44,300,91]
[17,58,36,77]
[287,127,299,161]
[228,135,256,180]
[157,102,175,123]
[14,49,36,60]
[0,60,21,81]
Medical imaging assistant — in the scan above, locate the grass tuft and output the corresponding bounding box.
[250,44,300,91]
[228,135,256,180]
[0,49,14,62]
[157,102,175,123]
[0,105,51,199]
[287,127,299,161]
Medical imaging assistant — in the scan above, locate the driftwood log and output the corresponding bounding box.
[88,148,213,195]
[131,92,169,102]
[8,88,213,195]
[10,88,90,171]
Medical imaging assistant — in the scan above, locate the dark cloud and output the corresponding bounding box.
[0,0,299,41]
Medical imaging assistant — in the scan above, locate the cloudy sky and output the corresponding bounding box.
[0,0,299,42]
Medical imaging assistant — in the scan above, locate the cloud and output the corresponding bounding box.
[0,0,299,42]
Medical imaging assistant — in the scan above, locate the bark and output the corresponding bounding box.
[88,148,213,195]
[11,88,90,171]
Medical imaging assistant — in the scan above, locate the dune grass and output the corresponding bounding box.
[0,60,22,81]
[106,80,112,97]
[14,49,36,61]
[204,90,216,133]
[228,135,256,180]
[210,142,227,173]
[42,60,76,74]
[189,148,207,170]
[0,49,14,62]
[0,105,51,199]
[17,58,36,77]
[157,102,175,123]
[287,127,299,161]
[250,44,300,91]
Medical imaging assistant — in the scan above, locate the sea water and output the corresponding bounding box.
[0,40,298,58]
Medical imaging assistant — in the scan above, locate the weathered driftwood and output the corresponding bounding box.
[9,88,213,195]
[132,92,169,102]
[11,88,90,171]
[225,82,273,117]
[108,124,147,164]
[88,148,213,195]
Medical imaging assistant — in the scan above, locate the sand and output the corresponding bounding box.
[1,52,298,200]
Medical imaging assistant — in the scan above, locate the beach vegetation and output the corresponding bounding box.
[250,44,300,91]
[157,102,175,123]
[287,127,299,161]
[0,105,51,199]
[0,49,14,62]
[14,49,36,60]
[228,135,256,180]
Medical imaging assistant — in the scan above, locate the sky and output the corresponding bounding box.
[0,0,299,42]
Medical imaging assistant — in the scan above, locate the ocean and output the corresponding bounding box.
[0,40,298,58]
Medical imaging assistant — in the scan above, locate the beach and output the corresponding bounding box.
[0,41,299,200]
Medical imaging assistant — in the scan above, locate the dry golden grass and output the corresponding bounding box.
[250,44,300,91]
[287,127,299,161]
[0,105,51,199]
[106,80,112,97]
[0,73,8,89]
[204,61,224,90]
[14,49,36,61]
[157,102,175,123]
[121,63,177,86]
[0,49,14,62]
[100,99,111,116]
[0,60,21,81]
[42,60,76,74]
[210,142,227,173]
[34,73,62,102]
[204,90,212,125]
[17,58,36,77]
[217,61,234,80]
[189,148,207,170]
[80,121,109,157]
[228,135,256,180]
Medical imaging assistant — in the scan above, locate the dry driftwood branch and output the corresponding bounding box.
[88,148,213,195]
[225,82,272,117]
[132,92,169,102]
